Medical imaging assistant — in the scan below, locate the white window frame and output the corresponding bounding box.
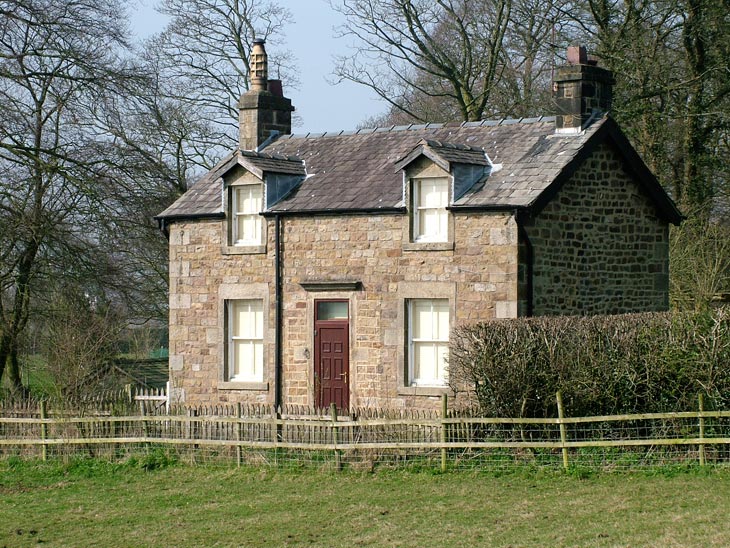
[231,184,263,246]
[412,177,449,243]
[407,299,449,387]
[227,299,264,383]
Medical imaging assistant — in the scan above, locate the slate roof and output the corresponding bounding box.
[157,115,682,224]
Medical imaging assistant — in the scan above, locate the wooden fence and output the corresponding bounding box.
[2,392,730,470]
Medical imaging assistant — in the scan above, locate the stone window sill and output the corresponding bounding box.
[397,385,452,397]
[218,381,269,391]
[402,241,454,252]
[221,245,267,255]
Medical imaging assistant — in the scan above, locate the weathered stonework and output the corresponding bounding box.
[168,210,519,409]
[523,142,669,315]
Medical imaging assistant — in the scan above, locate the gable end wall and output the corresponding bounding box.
[524,142,669,315]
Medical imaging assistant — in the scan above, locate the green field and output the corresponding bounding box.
[1,459,729,547]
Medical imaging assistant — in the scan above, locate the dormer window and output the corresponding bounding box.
[232,184,263,246]
[413,177,448,242]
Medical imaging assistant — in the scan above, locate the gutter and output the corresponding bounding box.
[263,207,406,218]
[154,212,226,222]
[447,204,530,213]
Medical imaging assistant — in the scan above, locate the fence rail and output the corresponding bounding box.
[2,392,730,471]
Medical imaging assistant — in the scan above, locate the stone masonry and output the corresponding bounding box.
[167,209,519,409]
[524,142,669,315]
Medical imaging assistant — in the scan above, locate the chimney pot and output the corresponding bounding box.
[250,39,268,92]
[268,79,283,98]
[567,45,587,65]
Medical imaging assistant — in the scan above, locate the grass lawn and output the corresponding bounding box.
[1,458,729,547]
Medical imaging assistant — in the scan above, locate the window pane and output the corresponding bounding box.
[436,343,448,381]
[413,342,448,385]
[409,299,449,386]
[414,342,436,382]
[238,214,261,243]
[233,340,254,377]
[232,185,263,245]
[243,186,262,214]
[414,178,448,242]
[232,340,263,381]
[434,301,449,339]
[412,300,433,339]
[437,208,448,239]
[235,185,262,214]
[236,188,247,211]
[232,300,263,337]
[230,300,264,382]
[236,216,246,242]
[418,179,447,208]
[317,301,348,320]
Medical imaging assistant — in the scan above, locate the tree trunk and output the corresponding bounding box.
[7,345,26,397]
[0,335,8,388]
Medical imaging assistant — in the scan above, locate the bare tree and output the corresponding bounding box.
[492,0,568,118]
[0,0,135,392]
[148,0,297,171]
[332,0,512,122]
[670,213,730,310]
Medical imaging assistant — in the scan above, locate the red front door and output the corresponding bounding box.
[314,300,349,410]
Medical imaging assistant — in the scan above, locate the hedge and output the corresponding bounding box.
[449,308,730,417]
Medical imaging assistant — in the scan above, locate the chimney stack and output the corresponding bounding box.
[553,46,614,134]
[238,39,294,151]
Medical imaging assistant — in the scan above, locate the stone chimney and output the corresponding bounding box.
[238,39,294,151]
[553,46,614,134]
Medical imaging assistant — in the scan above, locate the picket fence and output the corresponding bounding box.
[2,390,730,471]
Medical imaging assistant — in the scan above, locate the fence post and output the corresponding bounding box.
[139,397,149,453]
[40,400,48,462]
[330,403,342,471]
[698,393,706,467]
[236,402,243,467]
[556,392,569,470]
[441,393,448,473]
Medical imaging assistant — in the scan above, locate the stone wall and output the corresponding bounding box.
[167,219,277,406]
[167,210,519,409]
[523,142,669,315]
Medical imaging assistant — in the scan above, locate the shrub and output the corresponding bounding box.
[449,307,730,417]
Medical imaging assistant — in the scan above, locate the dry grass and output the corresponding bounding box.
[1,458,729,547]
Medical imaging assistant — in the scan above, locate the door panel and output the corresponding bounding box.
[314,301,349,410]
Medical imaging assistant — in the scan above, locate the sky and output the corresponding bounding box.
[129,0,385,134]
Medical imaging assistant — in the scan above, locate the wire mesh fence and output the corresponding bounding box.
[2,392,730,472]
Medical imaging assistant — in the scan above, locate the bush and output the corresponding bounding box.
[449,308,730,417]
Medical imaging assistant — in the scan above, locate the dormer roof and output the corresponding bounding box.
[157,150,305,219]
[236,150,306,178]
[394,139,490,173]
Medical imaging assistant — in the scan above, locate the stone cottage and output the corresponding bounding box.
[157,42,682,410]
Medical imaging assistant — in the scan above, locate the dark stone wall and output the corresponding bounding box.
[523,142,669,315]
